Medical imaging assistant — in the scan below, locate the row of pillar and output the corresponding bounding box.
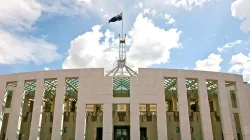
[0,76,249,140]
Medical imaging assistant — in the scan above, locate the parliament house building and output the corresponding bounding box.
[0,68,249,140]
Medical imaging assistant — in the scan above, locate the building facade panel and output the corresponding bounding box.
[52,77,66,140]
[157,101,168,140]
[29,77,45,140]
[235,78,250,139]
[198,78,214,140]
[5,80,25,140]
[103,103,113,140]
[75,76,86,140]
[217,80,234,139]
[177,77,191,140]
[0,68,249,140]
[130,103,140,140]
[0,79,7,135]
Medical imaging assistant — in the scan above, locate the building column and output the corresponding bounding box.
[177,77,191,140]
[74,101,86,140]
[157,101,168,140]
[103,103,113,140]
[235,79,250,140]
[5,80,25,140]
[130,103,140,140]
[0,80,6,134]
[227,89,238,139]
[75,76,87,140]
[217,80,234,140]
[198,78,214,140]
[29,78,45,140]
[51,77,66,140]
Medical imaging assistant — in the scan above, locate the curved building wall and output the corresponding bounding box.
[0,68,249,140]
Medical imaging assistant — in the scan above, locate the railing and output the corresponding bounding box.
[166,111,179,121]
[139,111,157,122]
[86,111,103,122]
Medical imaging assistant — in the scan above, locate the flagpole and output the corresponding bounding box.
[122,12,123,41]
[122,12,124,60]
[121,12,124,75]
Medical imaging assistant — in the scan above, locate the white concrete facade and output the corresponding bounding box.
[0,68,249,140]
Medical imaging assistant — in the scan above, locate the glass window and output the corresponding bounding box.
[117,129,122,136]
[176,127,180,133]
[117,104,126,111]
[190,127,193,133]
[123,129,127,135]
[139,105,146,111]
[86,105,94,111]
[64,127,68,133]
[150,105,156,111]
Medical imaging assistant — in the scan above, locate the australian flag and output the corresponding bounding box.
[109,13,122,23]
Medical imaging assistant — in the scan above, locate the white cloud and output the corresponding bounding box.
[44,67,50,71]
[0,0,61,66]
[217,40,242,52]
[103,14,109,18]
[63,13,182,70]
[0,29,60,65]
[184,67,188,69]
[135,2,143,8]
[143,9,156,16]
[164,14,175,24]
[228,64,243,73]
[62,25,118,69]
[127,13,181,69]
[231,53,250,64]
[0,0,41,31]
[229,53,250,82]
[195,53,223,72]
[36,0,212,23]
[231,0,250,32]
[164,0,212,10]
[77,0,92,4]
[139,2,143,8]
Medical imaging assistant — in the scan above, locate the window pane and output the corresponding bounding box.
[117,129,121,135]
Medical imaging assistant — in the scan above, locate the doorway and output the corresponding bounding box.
[140,127,147,140]
[114,126,130,140]
[96,127,103,140]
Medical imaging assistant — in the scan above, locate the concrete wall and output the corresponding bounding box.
[0,68,249,140]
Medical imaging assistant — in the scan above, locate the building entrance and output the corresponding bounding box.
[140,127,147,140]
[96,127,103,140]
[114,126,130,140]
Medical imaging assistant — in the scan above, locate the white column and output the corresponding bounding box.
[51,77,66,140]
[29,78,45,140]
[217,80,234,140]
[74,99,86,140]
[177,77,191,140]
[227,89,238,139]
[130,103,140,140]
[198,78,214,140]
[235,79,250,140]
[157,101,168,140]
[5,80,25,140]
[0,80,6,134]
[103,103,113,140]
[75,76,87,139]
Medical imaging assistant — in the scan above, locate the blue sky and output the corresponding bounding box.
[0,0,249,82]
